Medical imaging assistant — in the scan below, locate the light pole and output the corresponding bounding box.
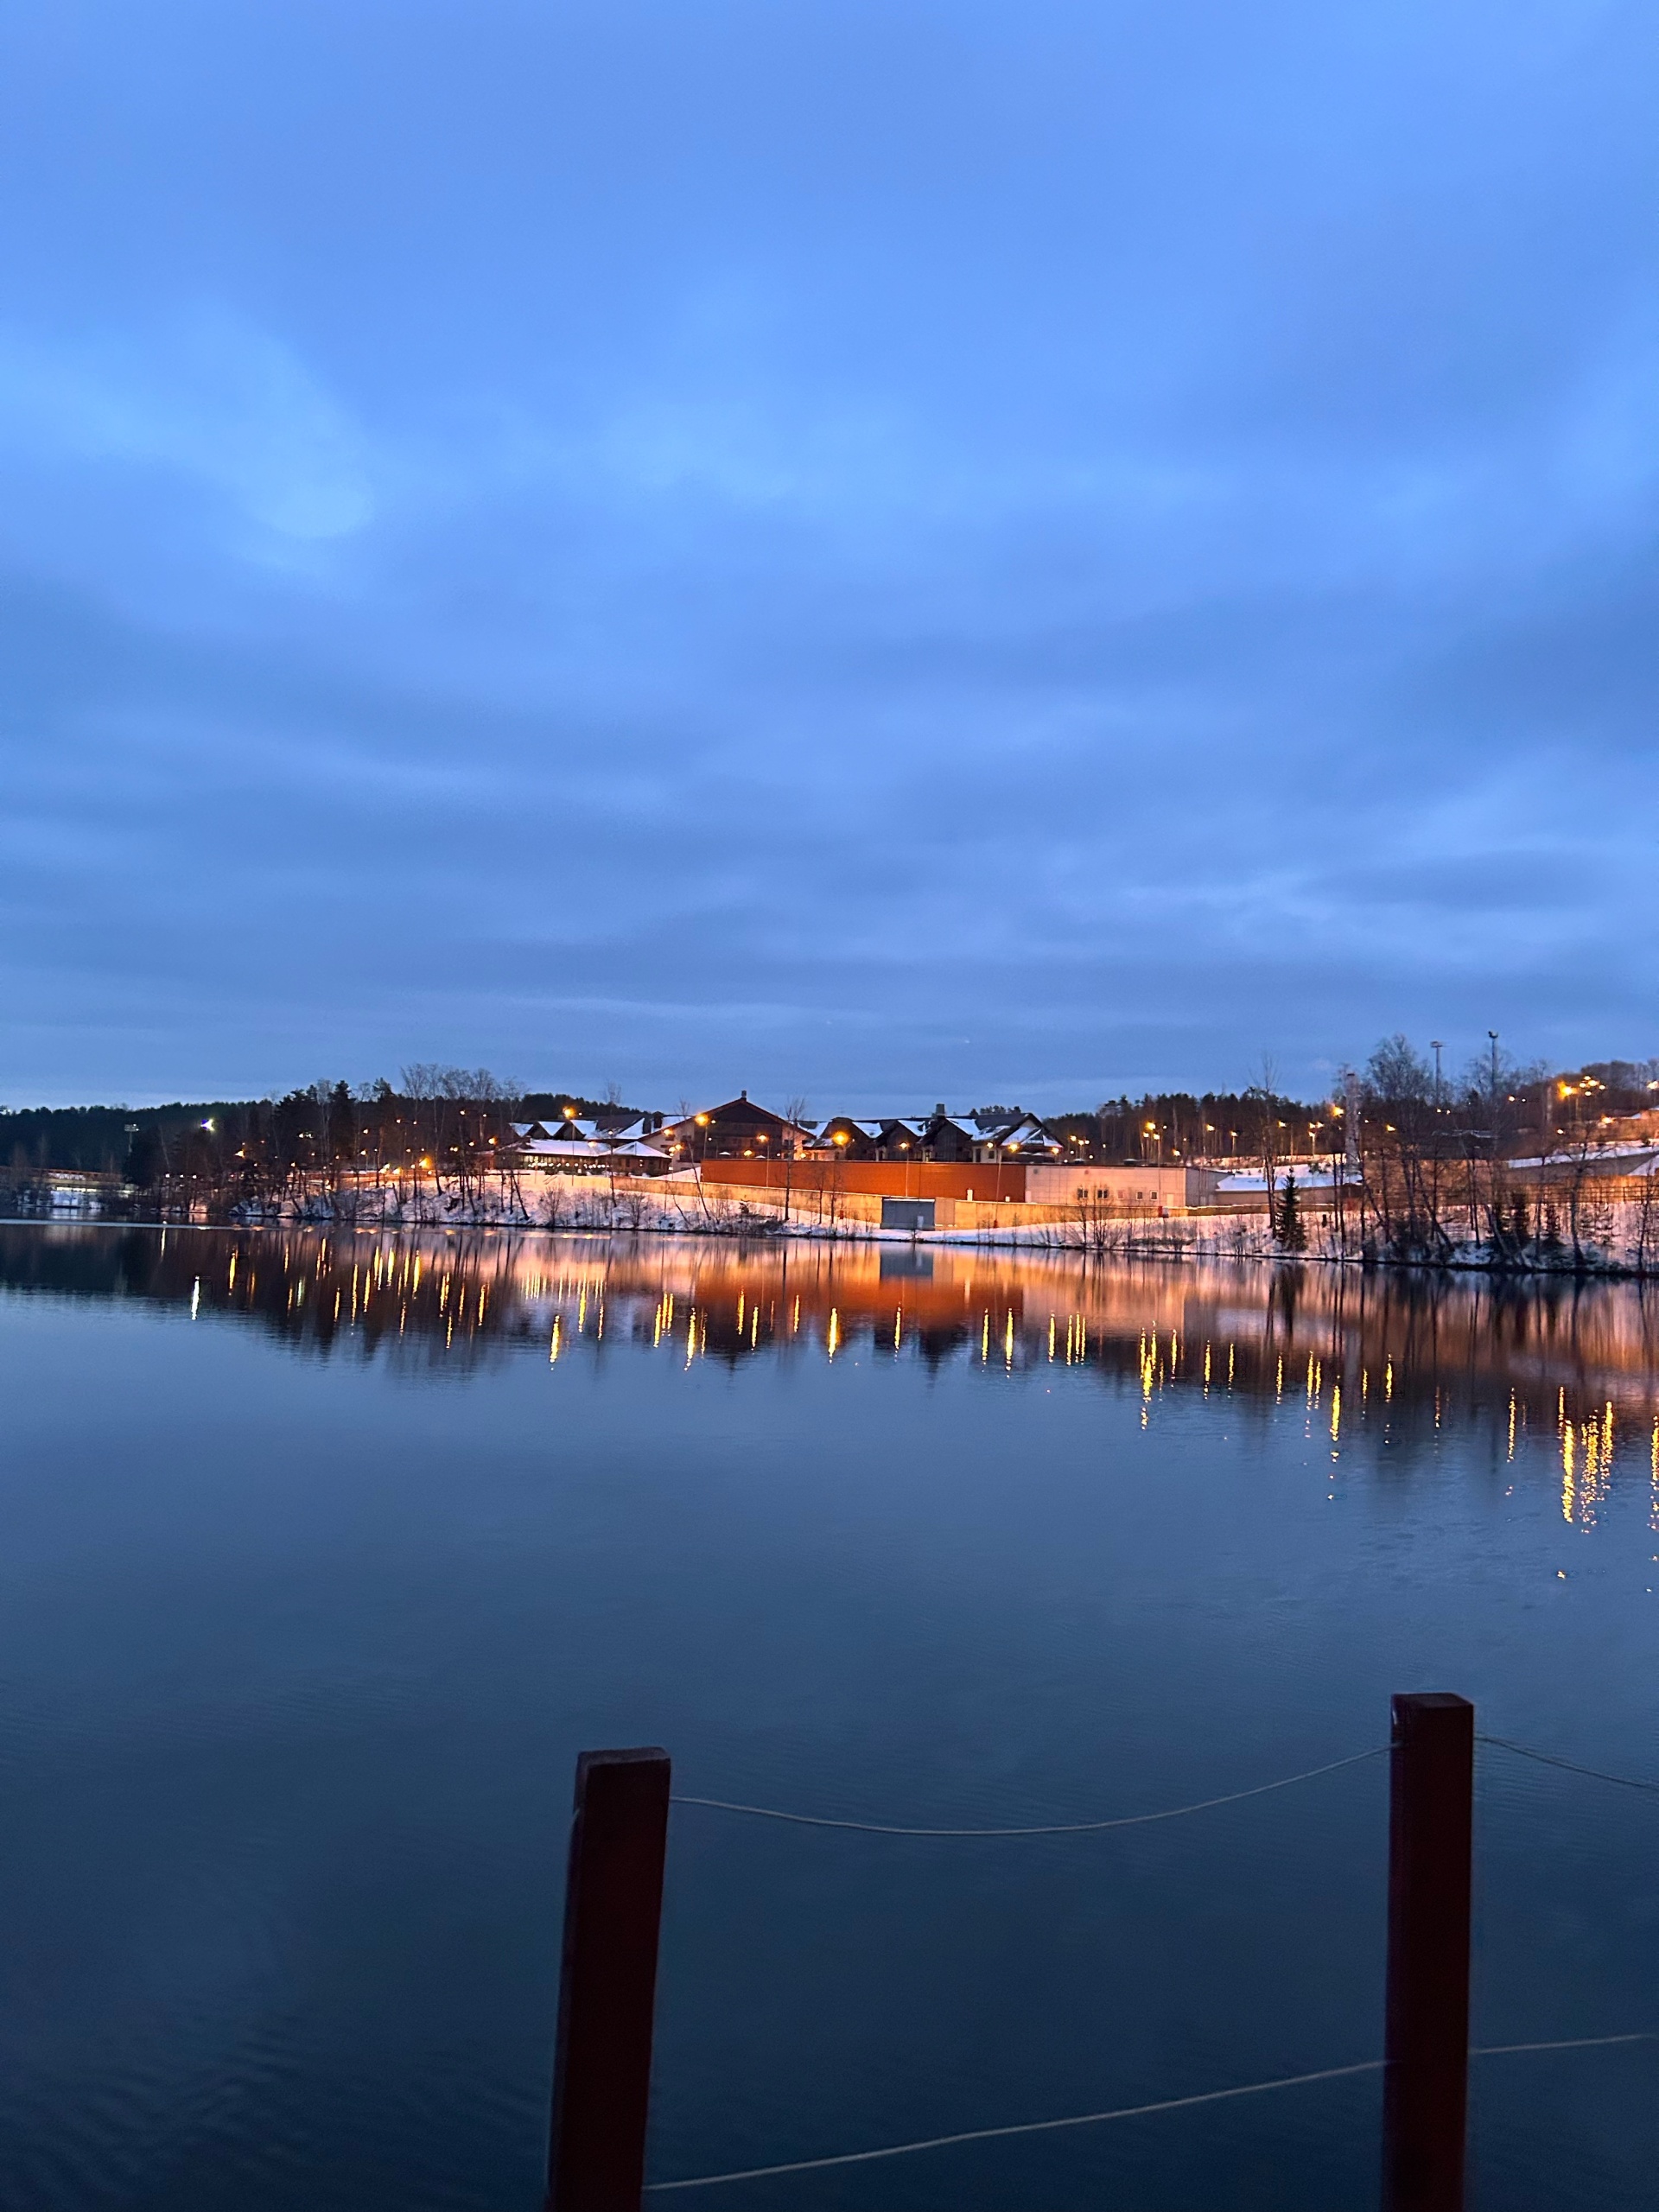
[1430,1039,1445,1109]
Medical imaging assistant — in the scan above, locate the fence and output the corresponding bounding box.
[543,1697,1656,2211]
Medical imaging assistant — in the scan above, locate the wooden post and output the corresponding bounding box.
[547,1747,672,2212]
[1382,1694,1474,2212]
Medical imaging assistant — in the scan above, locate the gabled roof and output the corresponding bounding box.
[664,1093,808,1136]
[512,1134,666,1160]
[512,1116,600,1144]
[974,1112,1062,1154]
[803,1116,882,1148]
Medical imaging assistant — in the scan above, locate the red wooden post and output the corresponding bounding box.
[547,1748,672,2212]
[1382,1694,1474,2212]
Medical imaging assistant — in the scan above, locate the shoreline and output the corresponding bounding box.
[5,1199,1656,1281]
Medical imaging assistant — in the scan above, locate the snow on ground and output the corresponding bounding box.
[211,1179,1659,1276]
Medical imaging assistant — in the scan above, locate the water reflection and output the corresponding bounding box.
[5,1224,1656,1508]
[4,1218,1659,2212]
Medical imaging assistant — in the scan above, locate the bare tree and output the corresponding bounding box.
[1247,1053,1281,1222]
[1361,1034,1451,1260]
[779,1096,811,1222]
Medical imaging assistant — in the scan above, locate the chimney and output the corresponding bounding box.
[934,1102,946,1117]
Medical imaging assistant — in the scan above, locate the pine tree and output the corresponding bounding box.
[328,1080,356,1164]
[1277,1172,1306,1251]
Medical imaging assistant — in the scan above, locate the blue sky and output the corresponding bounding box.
[2,1,1656,1109]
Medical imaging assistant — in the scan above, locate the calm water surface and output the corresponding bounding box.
[2,1223,1657,2210]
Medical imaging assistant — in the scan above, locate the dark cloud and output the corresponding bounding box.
[0,0,1655,1104]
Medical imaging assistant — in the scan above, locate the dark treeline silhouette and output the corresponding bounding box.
[1052,1090,1338,1165]
[1,1101,250,1179]
[5,1077,1337,1186]
[0,1067,637,1211]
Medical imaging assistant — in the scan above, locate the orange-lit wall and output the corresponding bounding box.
[697,1158,1029,1202]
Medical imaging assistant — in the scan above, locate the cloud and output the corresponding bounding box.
[0,310,372,540]
[0,0,1656,1102]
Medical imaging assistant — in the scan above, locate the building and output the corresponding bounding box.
[807,1116,885,1160]
[660,1093,813,1163]
[507,1116,671,1173]
[805,1105,1068,1166]
[1025,1163,1220,1212]
[966,1109,1065,1164]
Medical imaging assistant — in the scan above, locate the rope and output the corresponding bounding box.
[670,1747,1385,1837]
[674,1737,1659,1837]
[644,2035,1652,2193]
[1478,1735,1659,1795]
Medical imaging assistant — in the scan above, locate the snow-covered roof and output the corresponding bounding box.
[513,1135,665,1160]
[974,1113,1061,1151]
[803,1117,882,1146]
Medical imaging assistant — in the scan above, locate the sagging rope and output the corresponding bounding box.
[1478,1735,1659,1794]
[671,1746,1386,1836]
[671,1733,1659,1838]
[645,2035,1654,2193]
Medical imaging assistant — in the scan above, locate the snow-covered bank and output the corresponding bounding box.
[196,1183,1659,1275]
[14,1170,1652,1276]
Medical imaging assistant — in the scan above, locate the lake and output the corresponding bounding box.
[1,1223,1656,2209]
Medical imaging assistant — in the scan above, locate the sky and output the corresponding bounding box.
[1,0,1656,1112]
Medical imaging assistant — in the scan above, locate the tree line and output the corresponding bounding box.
[4,1044,1653,1240]
[0,1068,633,1203]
